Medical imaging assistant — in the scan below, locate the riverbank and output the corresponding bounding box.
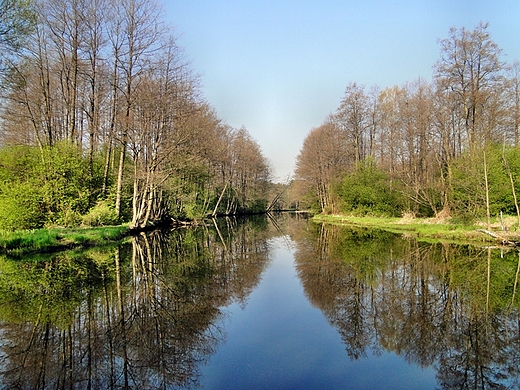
[313,214,520,245]
[0,225,131,256]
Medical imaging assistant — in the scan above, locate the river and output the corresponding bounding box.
[0,214,519,389]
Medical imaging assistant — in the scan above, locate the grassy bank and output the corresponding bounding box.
[0,225,131,255]
[313,214,520,245]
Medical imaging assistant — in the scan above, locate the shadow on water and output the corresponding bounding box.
[0,214,519,389]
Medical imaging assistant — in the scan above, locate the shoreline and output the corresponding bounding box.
[312,214,520,246]
[0,225,132,256]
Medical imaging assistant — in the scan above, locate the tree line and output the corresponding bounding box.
[0,0,271,231]
[295,22,520,224]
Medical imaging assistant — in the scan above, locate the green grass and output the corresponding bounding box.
[0,225,130,255]
[312,214,514,244]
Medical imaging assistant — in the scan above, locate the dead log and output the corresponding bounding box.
[476,229,519,246]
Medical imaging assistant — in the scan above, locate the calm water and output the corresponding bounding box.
[199,236,436,389]
[0,215,519,389]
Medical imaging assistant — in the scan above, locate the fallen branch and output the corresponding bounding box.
[476,229,519,246]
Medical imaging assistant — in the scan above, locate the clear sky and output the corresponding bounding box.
[162,0,520,182]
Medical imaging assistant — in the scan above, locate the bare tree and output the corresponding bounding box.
[128,36,198,228]
[79,0,109,200]
[110,0,166,219]
[434,22,504,153]
[334,82,370,165]
[377,85,405,175]
[294,120,349,212]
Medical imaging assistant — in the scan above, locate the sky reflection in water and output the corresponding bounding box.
[198,237,437,390]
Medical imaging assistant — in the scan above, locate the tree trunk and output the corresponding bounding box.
[115,138,126,219]
[483,150,491,230]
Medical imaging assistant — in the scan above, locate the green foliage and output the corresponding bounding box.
[451,144,520,221]
[82,200,119,227]
[0,181,45,230]
[337,159,405,217]
[0,142,112,230]
[245,198,269,214]
[166,163,213,219]
[0,146,46,229]
[38,142,91,218]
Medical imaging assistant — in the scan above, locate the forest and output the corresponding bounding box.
[3,1,520,234]
[0,0,272,231]
[294,22,520,226]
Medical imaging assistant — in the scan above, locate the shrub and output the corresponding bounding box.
[337,160,405,217]
[0,182,45,231]
[82,200,119,227]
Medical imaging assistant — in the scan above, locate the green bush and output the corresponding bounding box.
[337,159,405,217]
[82,200,119,226]
[0,182,45,230]
[53,208,83,228]
[450,144,520,220]
[0,142,120,229]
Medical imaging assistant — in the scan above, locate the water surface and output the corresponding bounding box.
[199,236,436,389]
[0,215,519,389]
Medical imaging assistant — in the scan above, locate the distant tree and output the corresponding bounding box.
[294,121,349,213]
[228,127,271,213]
[334,82,370,165]
[377,85,405,175]
[399,78,437,215]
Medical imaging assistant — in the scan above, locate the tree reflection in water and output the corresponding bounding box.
[292,222,520,389]
[1,216,520,389]
[0,216,272,389]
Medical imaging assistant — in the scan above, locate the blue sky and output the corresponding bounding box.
[162,1,520,181]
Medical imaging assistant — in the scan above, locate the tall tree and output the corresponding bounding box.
[434,22,504,153]
[128,36,197,228]
[80,0,108,200]
[334,82,370,165]
[377,85,405,174]
[0,0,36,78]
[400,78,436,214]
[110,0,165,219]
